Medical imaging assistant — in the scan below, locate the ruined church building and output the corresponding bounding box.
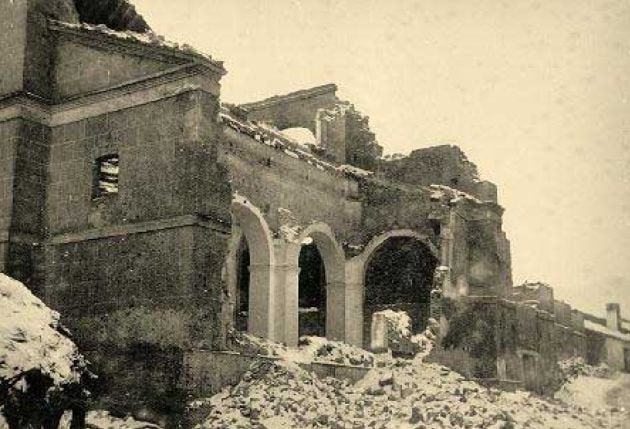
[1,0,629,398]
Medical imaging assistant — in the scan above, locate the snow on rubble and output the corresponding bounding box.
[0,274,91,428]
[370,310,436,356]
[227,330,374,368]
[555,357,630,414]
[197,325,628,429]
[194,350,628,429]
[0,273,85,387]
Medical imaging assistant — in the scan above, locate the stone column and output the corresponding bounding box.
[344,260,364,347]
[278,264,301,347]
[247,263,276,341]
[440,214,455,268]
[326,280,346,342]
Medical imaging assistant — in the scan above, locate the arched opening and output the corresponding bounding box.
[230,198,275,339]
[363,236,438,348]
[284,223,346,345]
[298,241,326,337]
[235,237,250,332]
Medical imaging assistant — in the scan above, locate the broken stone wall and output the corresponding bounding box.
[433,297,500,380]
[377,145,484,198]
[354,180,438,246]
[585,329,607,366]
[73,0,150,32]
[241,84,339,135]
[495,300,558,394]
[220,127,362,240]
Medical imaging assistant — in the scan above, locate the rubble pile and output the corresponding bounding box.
[196,352,628,429]
[226,329,288,358]
[558,356,613,381]
[0,274,86,387]
[57,411,161,429]
[371,310,436,356]
[0,274,91,427]
[227,330,374,368]
[293,336,374,367]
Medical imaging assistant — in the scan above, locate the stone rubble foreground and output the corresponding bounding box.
[193,344,628,429]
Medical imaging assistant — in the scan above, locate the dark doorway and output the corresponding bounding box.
[363,237,437,348]
[298,243,326,337]
[522,354,540,392]
[235,239,250,332]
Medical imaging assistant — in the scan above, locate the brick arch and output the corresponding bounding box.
[358,229,439,269]
[294,223,345,284]
[230,195,276,339]
[349,229,440,348]
[282,222,346,343]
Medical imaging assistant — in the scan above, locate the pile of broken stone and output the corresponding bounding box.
[192,312,628,429]
[193,352,627,429]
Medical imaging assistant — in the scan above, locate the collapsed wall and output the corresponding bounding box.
[378,145,498,203]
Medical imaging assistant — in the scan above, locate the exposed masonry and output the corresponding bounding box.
[0,1,628,417]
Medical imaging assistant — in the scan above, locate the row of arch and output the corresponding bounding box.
[226,196,442,347]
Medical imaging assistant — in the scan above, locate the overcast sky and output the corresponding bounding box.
[132,0,630,317]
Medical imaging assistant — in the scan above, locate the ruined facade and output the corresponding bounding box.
[1,0,628,415]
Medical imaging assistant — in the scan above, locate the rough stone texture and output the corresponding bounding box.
[73,0,150,33]
[355,180,437,245]
[220,127,361,240]
[45,92,227,234]
[240,84,339,135]
[53,40,172,100]
[5,1,608,418]
[0,0,28,96]
[0,121,20,271]
[378,145,483,198]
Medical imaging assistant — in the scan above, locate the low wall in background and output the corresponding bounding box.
[181,350,371,396]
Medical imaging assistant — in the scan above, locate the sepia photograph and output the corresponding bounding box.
[1,0,629,427]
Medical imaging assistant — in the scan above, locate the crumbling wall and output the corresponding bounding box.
[585,329,607,366]
[240,84,339,135]
[344,108,383,171]
[433,297,499,380]
[353,180,438,247]
[378,145,483,198]
[73,0,150,32]
[495,300,558,394]
[220,127,362,240]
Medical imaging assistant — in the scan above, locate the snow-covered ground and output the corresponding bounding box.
[195,332,629,428]
[228,330,375,367]
[556,372,630,412]
[2,276,628,429]
[195,350,629,429]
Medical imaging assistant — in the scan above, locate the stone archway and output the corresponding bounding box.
[345,230,440,347]
[230,196,276,340]
[283,223,346,345]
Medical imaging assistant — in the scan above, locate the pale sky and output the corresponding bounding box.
[132,0,630,317]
